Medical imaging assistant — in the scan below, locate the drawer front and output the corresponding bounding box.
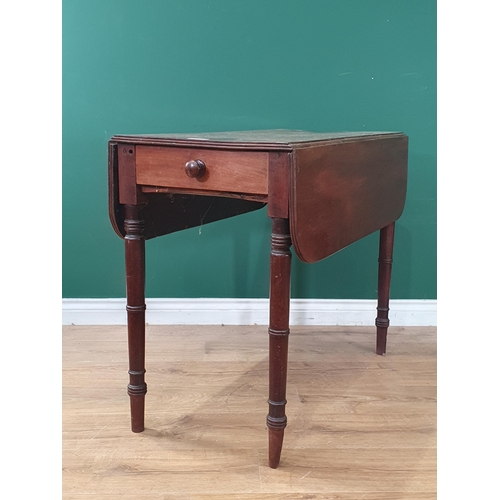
[135,146,269,195]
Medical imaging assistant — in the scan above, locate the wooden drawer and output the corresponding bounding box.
[135,146,269,195]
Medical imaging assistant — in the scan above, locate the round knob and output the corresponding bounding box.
[184,159,206,178]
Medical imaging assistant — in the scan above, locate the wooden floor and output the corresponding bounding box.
[63,325,436,499]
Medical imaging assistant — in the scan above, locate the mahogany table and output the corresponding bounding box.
[108,130,408,468]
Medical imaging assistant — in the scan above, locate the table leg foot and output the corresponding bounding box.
[129,392,146,433]
[376,222,395,355]
[376,329,387,356]
[268,427,285,469]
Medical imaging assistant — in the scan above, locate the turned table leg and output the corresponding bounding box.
[267,218,292,469]
[376,222,395,355]
[124,204,147,432]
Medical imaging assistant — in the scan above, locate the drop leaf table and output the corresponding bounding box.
[108,130,408,468]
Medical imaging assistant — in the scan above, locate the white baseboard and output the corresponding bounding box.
[62,298,436,326]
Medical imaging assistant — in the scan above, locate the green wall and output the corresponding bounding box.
[62,0,436,300]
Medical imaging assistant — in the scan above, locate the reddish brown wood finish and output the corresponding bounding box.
[376,222,396,355]
[118,145,141,205]
[135,146,269,195]
[184,159,206,178]
[109,142,266,241]
[124,204,147,432]
[108,130,409,469]
[290,135,407,263]
[267,218,292,468]
[267,152,291,219]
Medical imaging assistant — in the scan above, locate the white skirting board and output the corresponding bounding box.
[62,298,436,326]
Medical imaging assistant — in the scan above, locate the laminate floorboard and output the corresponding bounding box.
[63,325,436,499]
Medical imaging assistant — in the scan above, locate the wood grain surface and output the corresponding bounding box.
[135,146,269,195]
[290,135,408,263]
[63,325,436,499]
[112,130,401,150]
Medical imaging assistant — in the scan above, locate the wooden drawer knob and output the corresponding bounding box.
[185,159,206,178]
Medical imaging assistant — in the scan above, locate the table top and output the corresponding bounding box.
[109,130,408,263]
[111,130,403,150]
